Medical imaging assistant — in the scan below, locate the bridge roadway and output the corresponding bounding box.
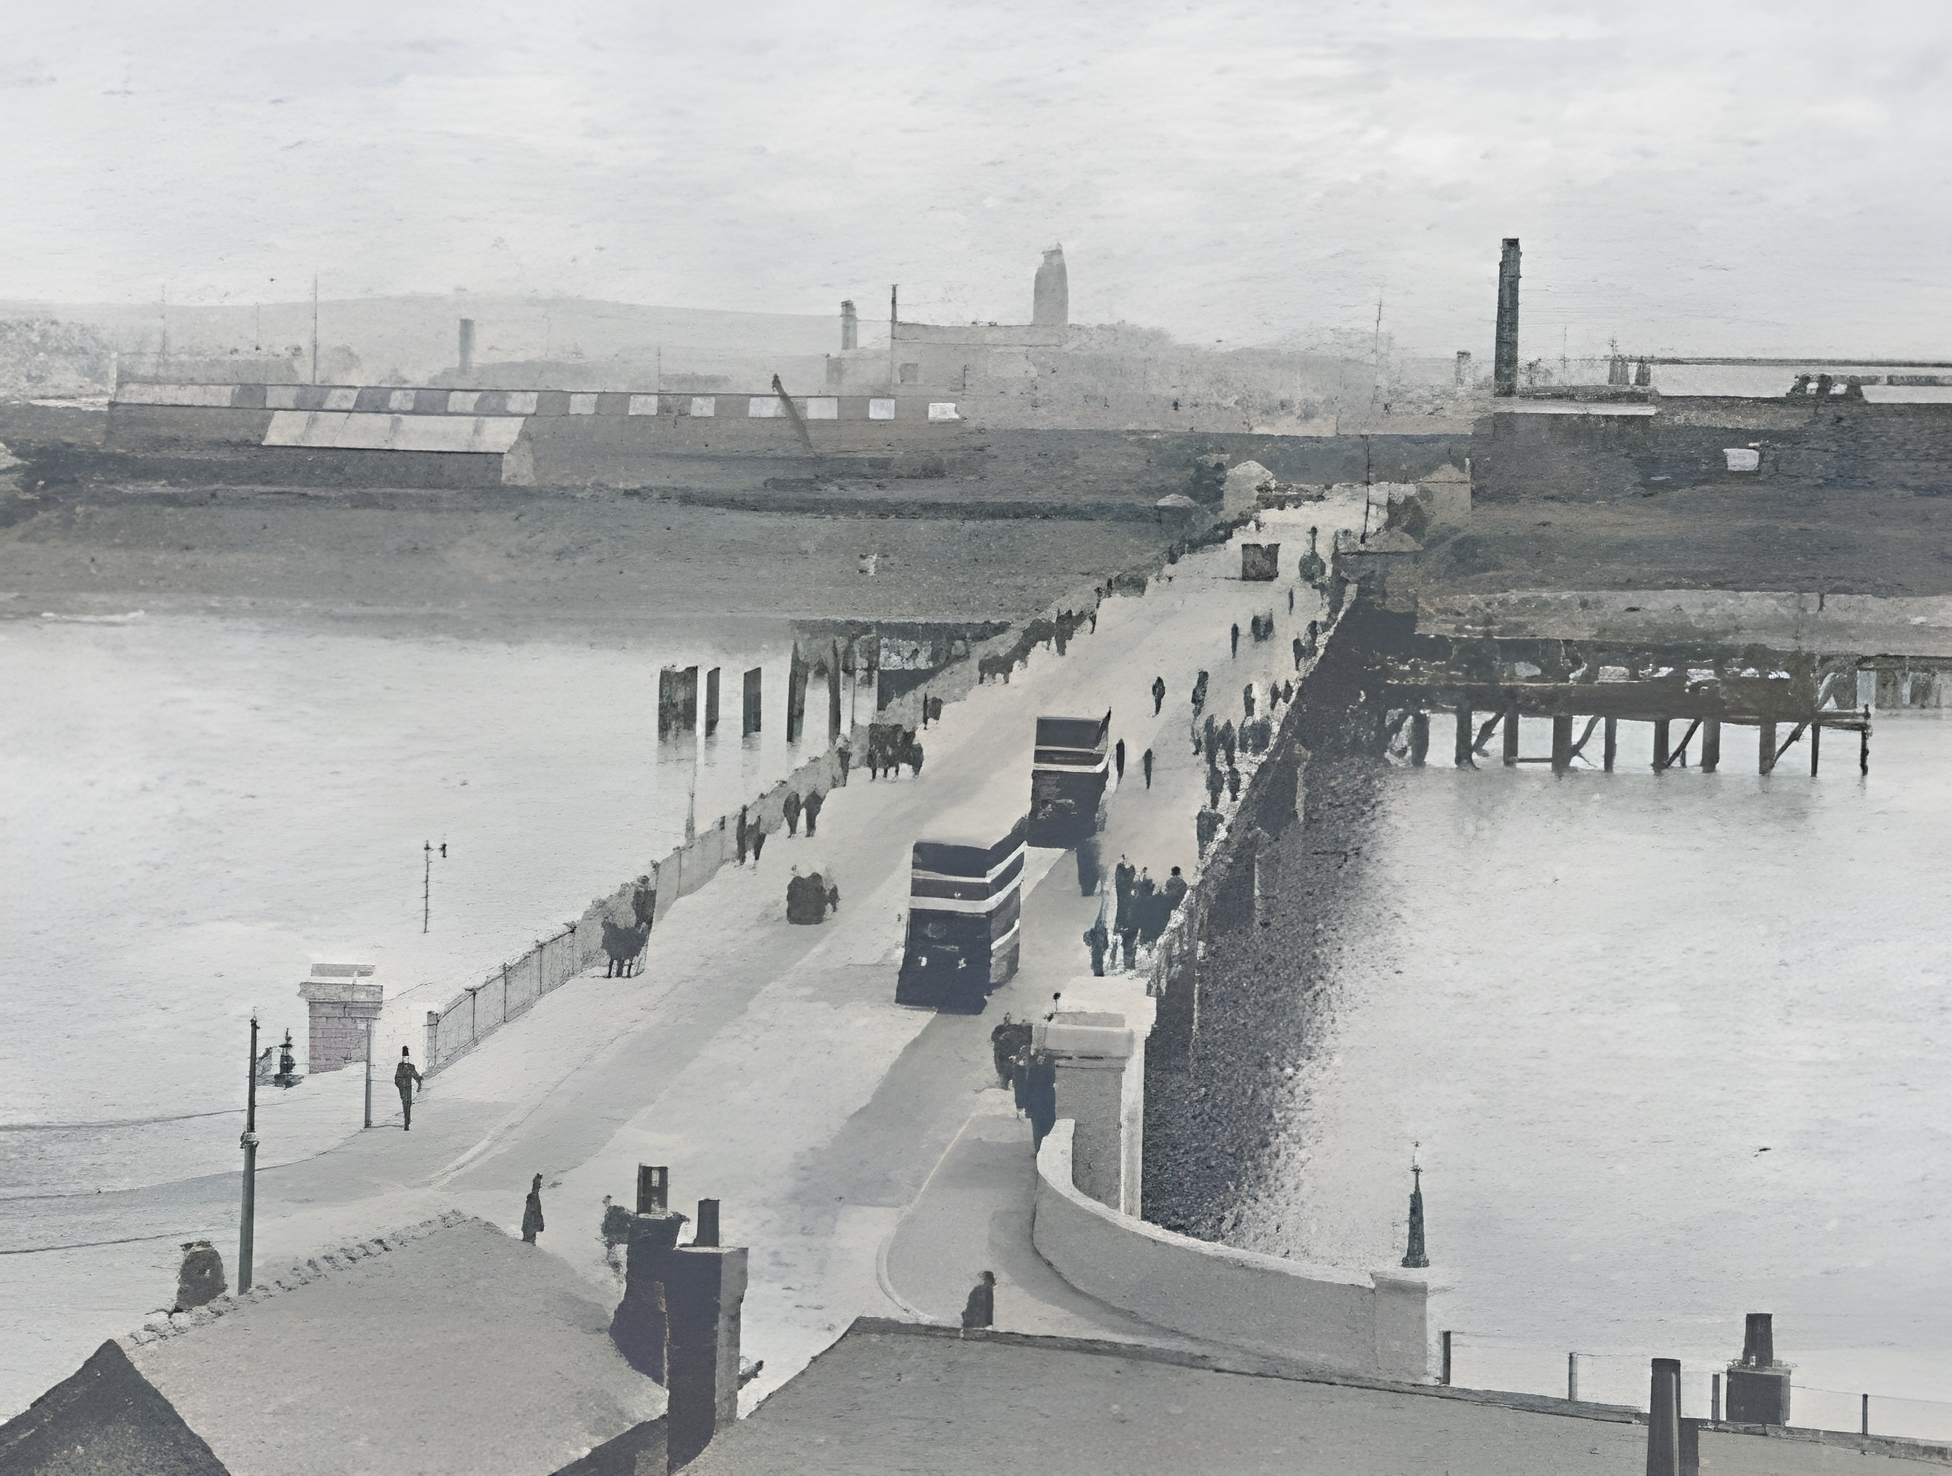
[0,495,1367,1418]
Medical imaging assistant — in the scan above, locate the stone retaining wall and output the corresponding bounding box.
[1033,1121,1428,1380]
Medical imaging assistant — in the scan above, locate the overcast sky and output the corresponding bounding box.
[5,1,1949,357]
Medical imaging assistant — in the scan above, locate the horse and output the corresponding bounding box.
[602,920,650,977]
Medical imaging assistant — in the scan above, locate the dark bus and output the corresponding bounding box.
[895,806,1028,1013]
[1027,710,1112,847]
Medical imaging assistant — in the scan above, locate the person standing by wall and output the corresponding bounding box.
[961,1271,996,1329]
[783,790,803,837]
[395,1047,422,1131]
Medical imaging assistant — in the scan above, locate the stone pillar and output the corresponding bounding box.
[1647,1358,1682,1476]
[1408,712,1430,766]
[1371,1273,1429,1382]
[298,964,381,1073]
[1034,1013,1139,1215]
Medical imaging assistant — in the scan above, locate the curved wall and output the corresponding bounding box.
[1034,1121,1428,1381]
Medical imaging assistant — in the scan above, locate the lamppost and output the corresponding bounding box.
[423,840,433,933]
[239,1015,260,1292]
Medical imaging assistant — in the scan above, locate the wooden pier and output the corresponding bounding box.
[1379,637,1872,776]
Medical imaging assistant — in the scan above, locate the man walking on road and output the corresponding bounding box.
[522,1174,545,1244]
[1114,739,1125,784]
[1142,748,1154,789]
[395,1047,422,1131]
[1231,622,1240,658]
[1152,675,1166,716]
[803,789,824,837]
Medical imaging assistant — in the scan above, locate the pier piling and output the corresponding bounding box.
[1759,721,1778,775]
[1550,715,1573,773]
[1409,712,1429,766]
[1454,705,1474,768]
[1503,702,1520,767]
[1603,717,1617,772]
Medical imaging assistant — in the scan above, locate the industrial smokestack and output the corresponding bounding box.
[1494,239,1520,396]
[458,318,476,374]
[840,300,858,352]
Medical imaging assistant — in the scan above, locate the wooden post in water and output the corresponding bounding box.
[1454,705,1474,768]
[1551,715,1573,774]
[1503,703,1520,767]
[1408,712,1429,767]
[1603,717,1617,772]
[1811,722,1821,775]
[1653,719,1671,772]
[1702,719,1721,773]
[1860,706,1870,775]
[1760,721,1778,775]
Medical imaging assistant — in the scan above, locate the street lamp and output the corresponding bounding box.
[239,1015,260,1292]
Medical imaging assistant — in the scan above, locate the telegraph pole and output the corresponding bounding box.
[239,1015,260,1292]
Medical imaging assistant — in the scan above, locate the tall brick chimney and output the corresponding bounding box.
[609,1171,748,1472]
[1493,238,1520,397]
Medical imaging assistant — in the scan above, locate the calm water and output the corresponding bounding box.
[1232,714,1952,1429]
[0,613,843,1184]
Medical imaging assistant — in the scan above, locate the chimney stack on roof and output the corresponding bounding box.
[608,1167,748,1472]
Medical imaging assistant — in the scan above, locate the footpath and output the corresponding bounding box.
[2,494,1370,1416]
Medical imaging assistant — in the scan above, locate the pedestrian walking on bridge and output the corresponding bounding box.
[1152,675,1166,715]
[803,789,824,837]
[522,1174,545,1244]
[783,790,803,837]
[1114,739,1126,784]
[1142,747,1154,789]
[395,1047,422,1131]
[1231,622,1240,658]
